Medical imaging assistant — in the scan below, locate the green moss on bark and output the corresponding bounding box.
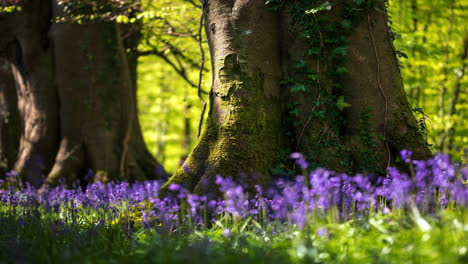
[163,52,281,195]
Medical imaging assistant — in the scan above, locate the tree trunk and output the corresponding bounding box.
[0,58,20,177]
[164,0,283,194]
[0,1,167,186]
[164,0,431,193]
[1,1,59,186]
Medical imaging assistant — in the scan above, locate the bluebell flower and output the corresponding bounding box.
[223,228,230,237]
[168,183,181,191]
[400,149,413,163]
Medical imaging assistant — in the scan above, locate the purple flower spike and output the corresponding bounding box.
[290,152,304,159]
[400,149,413,163]
[168,183,181,191]
[297,158,308,169]
[215,175,223,185]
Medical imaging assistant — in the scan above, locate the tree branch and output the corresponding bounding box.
[137,47,208,94]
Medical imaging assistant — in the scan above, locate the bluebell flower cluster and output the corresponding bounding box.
[0,151,467,230]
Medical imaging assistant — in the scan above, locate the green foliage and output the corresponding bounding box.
[0,5,21,13]
[272,0,381,172]
[336,96,351,111]
[1,203,468,263]
[138,56,207,173]
[290,83,307,93]
[389,0,468,160]
[137,0,209,173]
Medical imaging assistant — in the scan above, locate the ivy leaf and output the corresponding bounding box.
[308,47,321,56]
[294,60,306,69]
[289,108,299,116]
[291,83,306,93]
[341,19,352,29]
[308,74,318,80]
[336,67,350,74]
[331,46,348,57]
[336,96,352,111]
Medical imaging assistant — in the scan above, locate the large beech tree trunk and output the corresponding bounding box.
[0,1,167,186]
[164,0,431,193]
[165,0,283,194]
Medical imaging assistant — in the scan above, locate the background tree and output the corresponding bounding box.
[164,0,432,193]
[0,0,167,186]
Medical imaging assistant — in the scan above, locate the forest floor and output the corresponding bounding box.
[1,152,467,263]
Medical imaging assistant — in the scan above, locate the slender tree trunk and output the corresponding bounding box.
[0,1,167,186]
[164,0,431,193]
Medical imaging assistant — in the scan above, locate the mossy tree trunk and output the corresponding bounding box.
[164,0,283,194]
[0,1,167,186]
[280,0,431,174]
[164,0,431,193]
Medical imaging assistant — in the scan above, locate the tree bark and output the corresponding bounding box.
[0,58,20,177]
[1,1,59,186]
[164,0,431,193]
[0,1,167,186]
[164,0,283,194]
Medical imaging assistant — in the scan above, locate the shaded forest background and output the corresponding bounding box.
[134,0,466,174]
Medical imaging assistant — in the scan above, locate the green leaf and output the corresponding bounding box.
[341,19,352,29]
[308,74,318,80]
[336,67,350,74]
[308,47,321,56]
[291,84,306,93]
[354,0,366,5]
[0,6,22,13]
[294,60,306,69]
[331,46,348,57]
[289,108,300,116]
[336,96,352,111]
[116,15,130,24]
